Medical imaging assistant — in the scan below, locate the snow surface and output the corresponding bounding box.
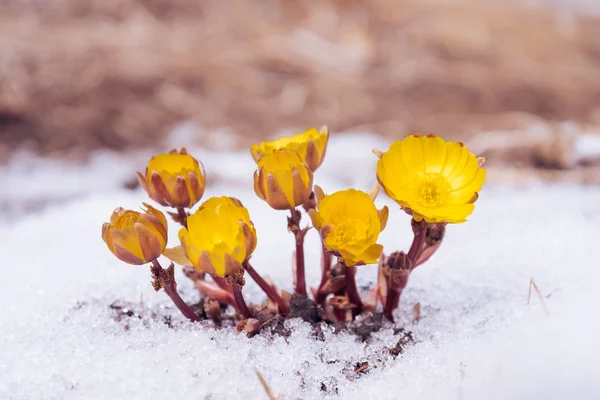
[2,133,600,399]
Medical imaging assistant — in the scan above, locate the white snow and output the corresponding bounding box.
[2,133,600,399]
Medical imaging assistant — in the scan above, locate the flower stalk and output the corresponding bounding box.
[231,283,252,319]
[243,260,290,314]
[288,209,309,296]
[150,260,201,322]
[344,264,363,314]
[383,221,446,321]
[315,243,333,305]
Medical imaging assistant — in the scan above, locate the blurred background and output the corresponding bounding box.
[1,0,600,181]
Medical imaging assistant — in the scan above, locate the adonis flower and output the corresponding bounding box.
[308,187,388,267]
[251,127,329,172]
[137,148,206,209]
[253,149,313,210]
[102,204,168,265]
[376,135,486,224]
[174,197,257,278]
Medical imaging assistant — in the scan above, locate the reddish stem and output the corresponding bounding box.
[244,261,290,314]
[163,285,202,322]
[383,288,401,322]
[290,209,307,296]
[232,283,252,319]
[151,260,201,322]
[344,265,363,313]
[212,276,230,292]
[315,244,332,305]
[383,222,429,322]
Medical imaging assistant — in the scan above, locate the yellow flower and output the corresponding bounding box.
[177,196,257,277]
[102,203,168,265]
[254,148,313,210]
[137,148,206,209]
[376,134,486,223]
[308,186,388,267]
[251,126,329,171]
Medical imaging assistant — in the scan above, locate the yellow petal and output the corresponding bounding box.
[400,135,426,175]
[163,246,193,267]
[423,135,448,174]
[378,206,389,232]
[308,208,322,229]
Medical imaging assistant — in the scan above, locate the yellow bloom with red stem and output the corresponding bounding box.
[253,148,313,210]
[376,135,486,223]
[251,126,329,172]
[308,186,388,267]
[137,148,206,209]
[102,203,168,265]
[173,197,257,278]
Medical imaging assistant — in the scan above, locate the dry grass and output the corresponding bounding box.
[1,0,600,161]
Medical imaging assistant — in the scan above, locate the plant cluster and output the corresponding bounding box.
[102,128,486,334]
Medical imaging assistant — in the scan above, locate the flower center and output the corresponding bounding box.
[330,216,371,249]
[414,173,451,207]
[115,213,140,229]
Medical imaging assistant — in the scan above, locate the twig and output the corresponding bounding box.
[255,369,277,400]
[527,277,549,316]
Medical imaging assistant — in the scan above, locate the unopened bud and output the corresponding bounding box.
[330,262,346,277]
[387,251,412,270]
[425,224,446,246]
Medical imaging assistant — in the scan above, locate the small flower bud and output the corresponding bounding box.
[385,252,411,289]
[386,251,412,270]
[425,223,446,246]
[138,148,206,209]
[253,149,313,210]
[176,197,257,278]
[102,203,168,265]
[251,126,329,172]
[330,262,346,277]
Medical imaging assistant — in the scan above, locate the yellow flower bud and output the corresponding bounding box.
[308,187,388,267]
[102,203,168,265]
[177,196,257,277]
[251,126,329,171]
[253,149,313,210]
[375,135,486,224]
[137,148,206,209]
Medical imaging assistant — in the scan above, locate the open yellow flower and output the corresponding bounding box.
[102,203,168,265]
[254,148,313,210]
[176,196,257,277]
[308,187,388,266]
[137,148,206,209]
[376,134,486,223]
[251,126,329,171]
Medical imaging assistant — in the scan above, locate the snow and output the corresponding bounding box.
[2,133,600,399]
